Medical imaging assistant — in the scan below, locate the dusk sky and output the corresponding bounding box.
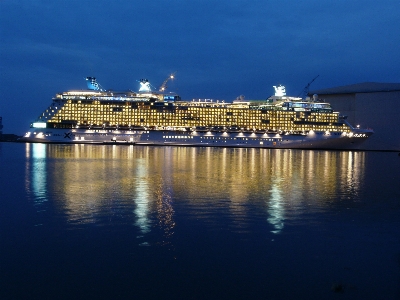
[1,0,400,135]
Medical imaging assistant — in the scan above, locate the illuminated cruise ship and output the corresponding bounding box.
[21,76,373,149]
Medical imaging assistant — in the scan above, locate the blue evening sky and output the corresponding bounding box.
[1,0,399,134]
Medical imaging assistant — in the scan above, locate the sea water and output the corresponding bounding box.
[0,143,399,299]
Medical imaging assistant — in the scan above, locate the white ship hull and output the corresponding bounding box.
[20,128,372,150]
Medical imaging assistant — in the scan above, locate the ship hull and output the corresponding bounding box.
[20,128,372,150]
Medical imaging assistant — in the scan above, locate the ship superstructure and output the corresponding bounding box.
[21,77,373,149]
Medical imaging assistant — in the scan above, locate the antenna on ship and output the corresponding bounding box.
[159,72,176,92]
[298,75,319,98]
[85,77,104,91]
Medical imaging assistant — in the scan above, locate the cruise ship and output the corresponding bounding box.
[21,76,373,149]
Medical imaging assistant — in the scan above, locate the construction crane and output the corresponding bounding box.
[298,75,319,98]
[159,72,176,92]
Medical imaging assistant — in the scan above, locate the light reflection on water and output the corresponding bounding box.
[1,143,394,299]
[24,144,365,237]
[25,143,48,209]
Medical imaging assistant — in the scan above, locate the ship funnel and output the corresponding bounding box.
[273,85,286,97]
[139,79,152,92]
[86,77,103,91]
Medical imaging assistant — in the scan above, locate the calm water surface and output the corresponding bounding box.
[1,143,399,299]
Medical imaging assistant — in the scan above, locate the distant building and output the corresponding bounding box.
[0,117,20,141]
[309,82,400,151]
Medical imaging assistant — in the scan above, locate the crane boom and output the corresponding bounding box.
[159,72,176,92]
[298,75,319,98]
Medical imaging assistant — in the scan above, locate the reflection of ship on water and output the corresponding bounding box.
[25,144,366,237]
[25,143,178,246]
[155,179,175,249]
[133,158,151,243]
[268,179,285,234]
[153,146,176,249]
[25,143,48,213]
